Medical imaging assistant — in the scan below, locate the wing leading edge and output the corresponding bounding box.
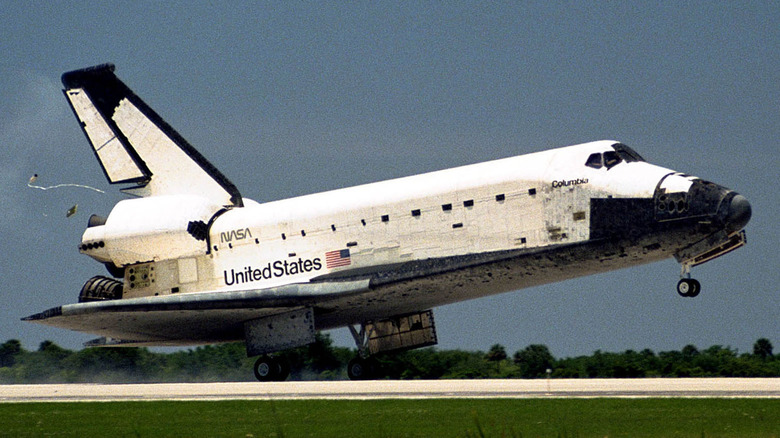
[23,279,370,345]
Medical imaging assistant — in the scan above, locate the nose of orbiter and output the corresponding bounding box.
[725,194,752,233]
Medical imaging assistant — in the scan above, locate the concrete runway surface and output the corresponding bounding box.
[1,378,778,402]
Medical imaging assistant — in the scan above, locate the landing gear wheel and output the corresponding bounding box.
[677,278,701,298]
[688,279,701,297]
[254,356,288,382]
[676,279,691,297]
[347,357,377,380]
[276,360,291,381]
[254,356,277,381]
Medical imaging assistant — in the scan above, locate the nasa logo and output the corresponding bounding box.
[220,228,252,243]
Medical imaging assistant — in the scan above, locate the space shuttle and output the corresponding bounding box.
[24,64,752,380]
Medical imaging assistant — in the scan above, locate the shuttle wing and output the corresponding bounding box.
[62,64,242,206]
[23,279,370,346]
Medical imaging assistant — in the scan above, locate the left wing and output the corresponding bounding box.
[23,279,370,346]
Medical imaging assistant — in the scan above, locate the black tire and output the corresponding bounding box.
[254,356,279,382]
[688,279,701,297]
[347,357,373,380]
[677,279,701,298]
[677,279,692,297]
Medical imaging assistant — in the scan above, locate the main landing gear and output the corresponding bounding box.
[253,355,290,382]
[676,263,701,298]
[347,356,380,381]
[345,311,438,379]
[347,324,381,380]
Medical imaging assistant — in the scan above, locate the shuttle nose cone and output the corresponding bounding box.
[725,194,751,232]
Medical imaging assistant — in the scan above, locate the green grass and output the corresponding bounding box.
[0,399,778,437]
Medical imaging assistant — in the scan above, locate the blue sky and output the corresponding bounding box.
[1,2,777,358]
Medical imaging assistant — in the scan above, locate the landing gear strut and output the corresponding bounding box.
[677,263,701,298]
[253,355,290,382]
[347,324,380,380]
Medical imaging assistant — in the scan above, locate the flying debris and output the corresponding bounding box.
[66,204,78,218]
[27,173,105,193]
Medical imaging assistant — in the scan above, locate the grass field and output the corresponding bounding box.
[0,398,778,437]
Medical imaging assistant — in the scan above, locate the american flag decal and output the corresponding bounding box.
[325,249,351,268]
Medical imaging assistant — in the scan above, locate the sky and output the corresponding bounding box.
[1,2,777,359]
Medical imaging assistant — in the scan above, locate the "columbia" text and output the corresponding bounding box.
[552,178,589,189]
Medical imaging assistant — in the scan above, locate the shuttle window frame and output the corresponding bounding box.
[585,144,645,170]
[612,143,645,162]
[585,153,603,169]
[603,151,621,169]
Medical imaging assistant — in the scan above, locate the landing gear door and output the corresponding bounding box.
[244,308,315,357]
[366,310,437,355]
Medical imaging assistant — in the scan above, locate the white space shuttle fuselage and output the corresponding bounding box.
[82,140,676,296]
[26,65,751,379]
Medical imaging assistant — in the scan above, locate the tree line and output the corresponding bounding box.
[0,335,776,383]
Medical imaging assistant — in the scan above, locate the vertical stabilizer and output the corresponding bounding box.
[62,64,243,207]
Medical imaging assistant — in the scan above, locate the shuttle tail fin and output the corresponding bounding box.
[62,64,242,207]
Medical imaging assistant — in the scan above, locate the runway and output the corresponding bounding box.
[1,378,778,402]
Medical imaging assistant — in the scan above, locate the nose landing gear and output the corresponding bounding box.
[673,230,748,299]
[676,278,701,297]
[676,263,701,298]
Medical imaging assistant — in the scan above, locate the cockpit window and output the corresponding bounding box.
[585,153,603,169]
[603,151,621,169]
[612,143,645,162]
[584,144,646,170]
